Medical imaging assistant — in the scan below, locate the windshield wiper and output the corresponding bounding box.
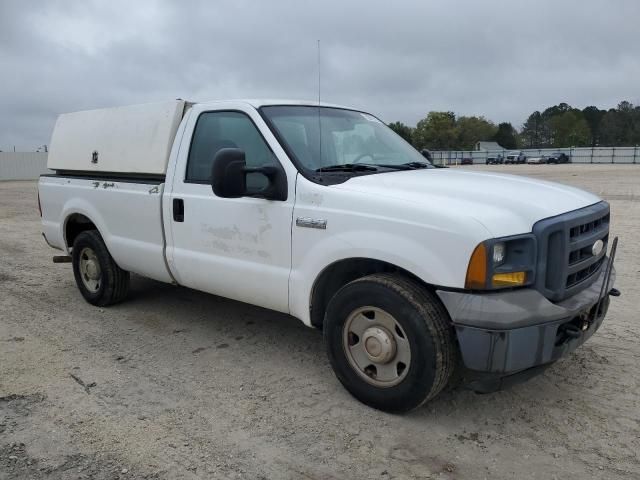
[369,161,432,170]
[399,161,432,169]
[315,161,432,173]
[315,163,378,173]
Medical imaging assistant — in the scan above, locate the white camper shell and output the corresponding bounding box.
[47,100,188,175]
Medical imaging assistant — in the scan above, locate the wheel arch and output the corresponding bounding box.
[309,257,432,329]
[64,212,100,250]
[60,195,111,253]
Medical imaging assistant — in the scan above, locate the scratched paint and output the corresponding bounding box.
[200,221,273,260]
[202,237,272,260]
[202,225,259,244]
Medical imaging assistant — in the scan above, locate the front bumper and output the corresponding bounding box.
[436,262,615,375]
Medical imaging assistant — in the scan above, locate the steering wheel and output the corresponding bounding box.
[352,153,374,164]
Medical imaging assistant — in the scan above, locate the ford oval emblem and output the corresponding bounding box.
[592,239,604,256]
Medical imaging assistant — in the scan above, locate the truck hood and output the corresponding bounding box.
[334,169,601,237]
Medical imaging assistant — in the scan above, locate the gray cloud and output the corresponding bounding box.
[1,0,638,150]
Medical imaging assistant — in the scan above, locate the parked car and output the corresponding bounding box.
[505,151,526,164]
[486,154,504,165]
[39,99,618,412]
[460,157,474,165]
[546,152,571,164]
[527,155,546,164]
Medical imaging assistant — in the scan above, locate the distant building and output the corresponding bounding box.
[475,141,504,151]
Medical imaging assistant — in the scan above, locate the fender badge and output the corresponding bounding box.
[296,217,327,230]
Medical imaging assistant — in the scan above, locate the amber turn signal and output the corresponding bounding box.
[465,243,487,289]
[492,271,526,287]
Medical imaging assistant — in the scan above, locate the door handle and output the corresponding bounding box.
[173,198,184,222]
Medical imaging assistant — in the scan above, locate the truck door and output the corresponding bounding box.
[165,105,294,313]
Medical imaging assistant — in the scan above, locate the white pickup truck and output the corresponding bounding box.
[39,100,619,412]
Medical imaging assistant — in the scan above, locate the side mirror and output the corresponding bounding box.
[211,148,247,198]
[211,148,288,201]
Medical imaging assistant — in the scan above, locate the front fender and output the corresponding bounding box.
[288,177,491,326]
[288,227,479,326]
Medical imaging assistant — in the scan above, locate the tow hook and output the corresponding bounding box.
[563,323,582,339]
[608,288,621,297]
[579,310,592,331]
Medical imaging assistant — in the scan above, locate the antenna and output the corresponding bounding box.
[317,39,321,105]
[317,39,323,166]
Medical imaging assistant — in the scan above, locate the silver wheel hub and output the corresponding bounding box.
[343,307,411,388]
[79,247,101,293]
[362,326,396,364]
[85,261,99,280]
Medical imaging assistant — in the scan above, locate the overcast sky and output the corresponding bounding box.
[1,0,638,151]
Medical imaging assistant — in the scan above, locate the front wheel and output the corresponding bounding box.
[324,273,456,412]
[72,230,130,306]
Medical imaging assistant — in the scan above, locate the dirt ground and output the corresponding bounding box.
[1,164,639,480]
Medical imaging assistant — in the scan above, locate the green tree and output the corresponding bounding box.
[387,121,414,145]
[542,102,572,118]
[550,111,590,147]
[456,116,497,150]
[520,111,543,148]
[493,122,518,149]
[537,103,573,147]
[581,106,606,146]
[412,111,457,150]
[598,102,640,146]
[615,101,640,145]
[632,105,640,145]
[599,110,625,146]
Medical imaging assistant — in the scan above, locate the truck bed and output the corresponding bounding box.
[39,175,173,283]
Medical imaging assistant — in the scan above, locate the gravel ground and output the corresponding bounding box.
[1,164,638,479]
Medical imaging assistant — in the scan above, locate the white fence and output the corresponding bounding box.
[0,147,637,180]
[429,146,640,165]
[0,152,50,180]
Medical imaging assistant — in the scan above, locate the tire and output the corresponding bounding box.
[72,230,130,306]
[323,273,456,412]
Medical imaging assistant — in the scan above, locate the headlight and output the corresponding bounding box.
[492,242,506,265]
[465,235,536,290]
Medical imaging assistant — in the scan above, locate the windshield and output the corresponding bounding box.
[261,106,431,172]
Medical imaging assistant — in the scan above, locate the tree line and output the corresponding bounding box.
[388,100,640,151]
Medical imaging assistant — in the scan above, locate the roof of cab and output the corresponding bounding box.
[197,98,356,110]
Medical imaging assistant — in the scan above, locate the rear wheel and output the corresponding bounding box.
[72,230,129,306]
[324,273,456,412]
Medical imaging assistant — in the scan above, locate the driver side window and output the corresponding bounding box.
[186,111,278,188]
